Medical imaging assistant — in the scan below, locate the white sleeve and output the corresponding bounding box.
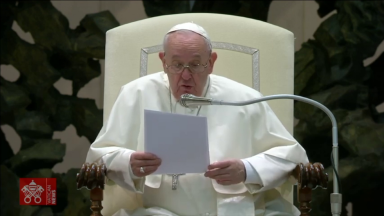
[242,153,296,189]
[241,159,262,185]
[101,149,145,193]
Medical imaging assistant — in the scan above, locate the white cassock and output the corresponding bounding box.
[86,72,309,216]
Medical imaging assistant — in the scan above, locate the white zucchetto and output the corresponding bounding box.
[167,22,210,40]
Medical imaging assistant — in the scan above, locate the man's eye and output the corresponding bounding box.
[171,64,183,70]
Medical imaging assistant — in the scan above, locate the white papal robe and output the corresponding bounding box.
[86,72,309,216]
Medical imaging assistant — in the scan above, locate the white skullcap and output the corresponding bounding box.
[167,22,210,40]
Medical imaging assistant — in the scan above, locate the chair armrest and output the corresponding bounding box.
[292,162,328,216]
[76,162,328,216]
[77,163,107,216]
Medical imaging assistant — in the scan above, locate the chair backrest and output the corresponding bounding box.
[102,13,295,215]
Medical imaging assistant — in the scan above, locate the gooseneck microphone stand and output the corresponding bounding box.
[180,93,342,216]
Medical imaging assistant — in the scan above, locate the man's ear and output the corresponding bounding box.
[159,52,167,70]
[159,52,165,61]
[208,52,218,74]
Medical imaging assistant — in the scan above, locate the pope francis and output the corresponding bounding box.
[86,22,309,216]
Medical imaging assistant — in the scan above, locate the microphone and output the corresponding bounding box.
[179,94,216,107]
[180,93,342,216]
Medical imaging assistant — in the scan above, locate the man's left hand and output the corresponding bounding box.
[204,159,246,185]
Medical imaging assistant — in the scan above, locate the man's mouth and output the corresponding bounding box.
[180,85,193,90]
[181,84,193,87]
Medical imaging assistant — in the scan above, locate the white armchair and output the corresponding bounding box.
[77,13,328,216]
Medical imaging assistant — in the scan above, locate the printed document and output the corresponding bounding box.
[144,109,210,174]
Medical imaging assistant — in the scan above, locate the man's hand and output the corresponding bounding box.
[130,152,161,177]
[204,159,246,185]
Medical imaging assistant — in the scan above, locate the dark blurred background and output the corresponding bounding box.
[1,0,383,215]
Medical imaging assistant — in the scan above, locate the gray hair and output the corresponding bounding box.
[162,30,212,54]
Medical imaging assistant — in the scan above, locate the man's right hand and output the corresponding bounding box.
[130,152,162,177]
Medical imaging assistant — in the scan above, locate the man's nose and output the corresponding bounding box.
[181,68,192,80]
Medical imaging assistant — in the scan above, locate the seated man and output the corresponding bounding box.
[86,22,308,216]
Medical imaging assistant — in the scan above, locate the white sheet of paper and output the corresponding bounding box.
[144,109,210,174]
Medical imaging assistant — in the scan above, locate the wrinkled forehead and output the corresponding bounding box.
[168,30,206,44]
[165,31,210,55]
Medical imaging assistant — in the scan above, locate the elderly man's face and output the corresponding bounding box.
[159,31,217,100]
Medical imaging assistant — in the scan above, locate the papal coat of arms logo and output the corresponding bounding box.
[19,178,56,205]
[21,180,44,204]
